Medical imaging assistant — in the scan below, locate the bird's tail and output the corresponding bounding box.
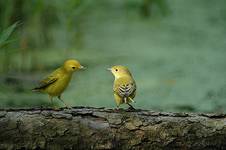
[128,97,135,103]
[124,97,135,104]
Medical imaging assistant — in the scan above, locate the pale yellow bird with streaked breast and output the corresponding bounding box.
[32,59,84,108]
[108,65,136,109]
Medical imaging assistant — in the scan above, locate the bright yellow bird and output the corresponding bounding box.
[108,65,136,109]
[32,59,84,108]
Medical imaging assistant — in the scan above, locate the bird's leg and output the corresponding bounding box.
[57,95,71,109]
[124,97,127,104]
[49,95,54,107]
[127,103,135,110]
[114,105,121,112]
[49,95,59,110]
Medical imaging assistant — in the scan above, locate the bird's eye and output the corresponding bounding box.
[115,69,118,71]
[72,67,75,69]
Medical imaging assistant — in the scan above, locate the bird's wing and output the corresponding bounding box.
[32,68,61,91]
[114,78,136,98]
[40,76,58,88]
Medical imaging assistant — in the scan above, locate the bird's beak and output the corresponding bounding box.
[80,66,85,69]
[107,68,111,71]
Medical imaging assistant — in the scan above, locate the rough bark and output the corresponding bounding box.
[0,107,226,150]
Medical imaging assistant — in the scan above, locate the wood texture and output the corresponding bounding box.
[0,107,226,149]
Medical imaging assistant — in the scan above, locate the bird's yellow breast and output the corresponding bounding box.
[45,74,72,97]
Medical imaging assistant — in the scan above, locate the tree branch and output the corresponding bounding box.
[0,107,226,149]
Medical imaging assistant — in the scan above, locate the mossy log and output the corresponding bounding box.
[0,107,226,149]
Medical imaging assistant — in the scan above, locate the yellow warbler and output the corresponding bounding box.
[32,59,84,108]
[108,65,136,109]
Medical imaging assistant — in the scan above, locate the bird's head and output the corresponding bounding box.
[108,65,132,79]
[63,59,85,73]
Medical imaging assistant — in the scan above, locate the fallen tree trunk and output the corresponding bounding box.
[0,107,226,149]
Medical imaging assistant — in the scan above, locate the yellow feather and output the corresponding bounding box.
[33,59,84,107]
[109,65,136,108]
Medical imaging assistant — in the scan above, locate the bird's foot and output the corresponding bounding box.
[64,105,72,109]
[53,106,60,111]
[114,107,123,112]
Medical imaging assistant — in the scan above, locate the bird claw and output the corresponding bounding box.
[65,105,72,109]
[53,106,60,111]
[114,107,124,112]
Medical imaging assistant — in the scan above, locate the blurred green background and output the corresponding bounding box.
[0,0,226,112]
